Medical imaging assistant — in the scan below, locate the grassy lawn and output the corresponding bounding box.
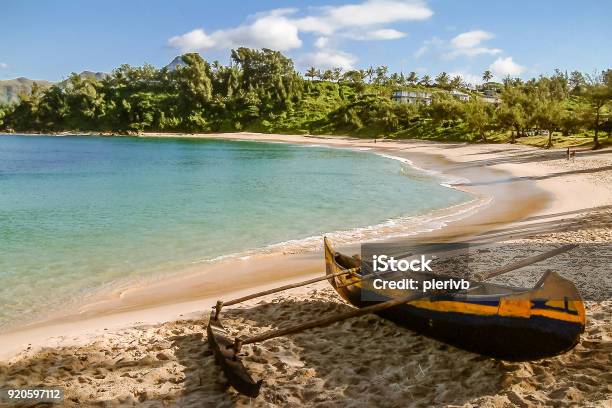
[488,131,609,149]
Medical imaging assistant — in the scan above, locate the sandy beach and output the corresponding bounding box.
[1,133,610,407]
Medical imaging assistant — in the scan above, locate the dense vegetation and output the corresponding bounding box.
[1,48,611,148]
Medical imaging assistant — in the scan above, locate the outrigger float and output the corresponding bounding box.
[207,238,585,397]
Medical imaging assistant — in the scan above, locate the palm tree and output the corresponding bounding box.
[398,72,406,86]
[365,67,375,83]
[332,67,342,82]
[211,60,222,73]
[305,67,317,80]
[482,70,493,83]
[420,74,432,87]
[450,75,464,89]
[389,72,400,86]
[358,69,367,82]
[435,72,450,89]
[407,71,418,84]
[375,66,388,84]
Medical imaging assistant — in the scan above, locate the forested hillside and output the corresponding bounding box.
[1,49,610,148]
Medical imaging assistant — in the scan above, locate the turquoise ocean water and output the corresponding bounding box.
[0,135,471,329]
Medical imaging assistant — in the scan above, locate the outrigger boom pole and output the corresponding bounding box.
[214,267,360,316]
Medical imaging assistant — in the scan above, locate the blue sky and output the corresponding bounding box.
[1,0,611,84]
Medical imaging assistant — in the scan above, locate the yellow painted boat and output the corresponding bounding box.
[325,237,585,361]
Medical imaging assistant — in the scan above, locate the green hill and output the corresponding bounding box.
[0,77,52,104]
[1,50,609,149]
[1,72,108,105]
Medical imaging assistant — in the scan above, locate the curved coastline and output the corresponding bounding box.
[0,133,551,360]
[0,135,483,333]
[187,140,491,261]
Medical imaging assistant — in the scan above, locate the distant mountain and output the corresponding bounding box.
[1,60,186,105]
[0,77,52,105]
[77,71,108,81]
[164,56,187,71]
[0,71,110,104]
[57,71,109,87]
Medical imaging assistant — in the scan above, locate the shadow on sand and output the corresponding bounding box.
[472,205,612,242]
[1,286,609,407]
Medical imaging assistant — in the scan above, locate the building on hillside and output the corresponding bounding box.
[391,90,433,105]
[450,90,470,101]
[481,95,502,104]
[483,88,497,97]
[477,87,501,104]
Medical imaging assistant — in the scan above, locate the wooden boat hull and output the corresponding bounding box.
[207,312,263,397]
[324,237,585,361]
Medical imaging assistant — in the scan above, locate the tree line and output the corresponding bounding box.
[1,48,610,148]
[304,66,462,90]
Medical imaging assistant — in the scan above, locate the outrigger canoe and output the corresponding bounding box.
[324,237,585,361]
[207,239,585,397]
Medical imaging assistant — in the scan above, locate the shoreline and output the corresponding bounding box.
[1,132,610,361]
[0,134,490,333]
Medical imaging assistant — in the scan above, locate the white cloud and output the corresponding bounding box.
[169,1,430,54]
[294,16,335,35]
[0,63,8,69]
[448,71,482,85]
[445,30,501,58]
[451,30,491,48]
[169,0,432,74]
[347,28,407,41]
[298,49,357,70]
[489,57,525,78]
[294,0,432,35]
[168,29,215,51]
[414,45,428,58]
[314,36,329,49]
[325,0,432,28]
[168,12,302,52]
[413,36,442,58]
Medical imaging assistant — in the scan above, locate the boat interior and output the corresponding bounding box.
[332,251,534,300]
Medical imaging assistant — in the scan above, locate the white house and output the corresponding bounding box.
[450,90,470,101]
[481,95,501,104]
[392,90,433,105]
[483,88,497,97]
